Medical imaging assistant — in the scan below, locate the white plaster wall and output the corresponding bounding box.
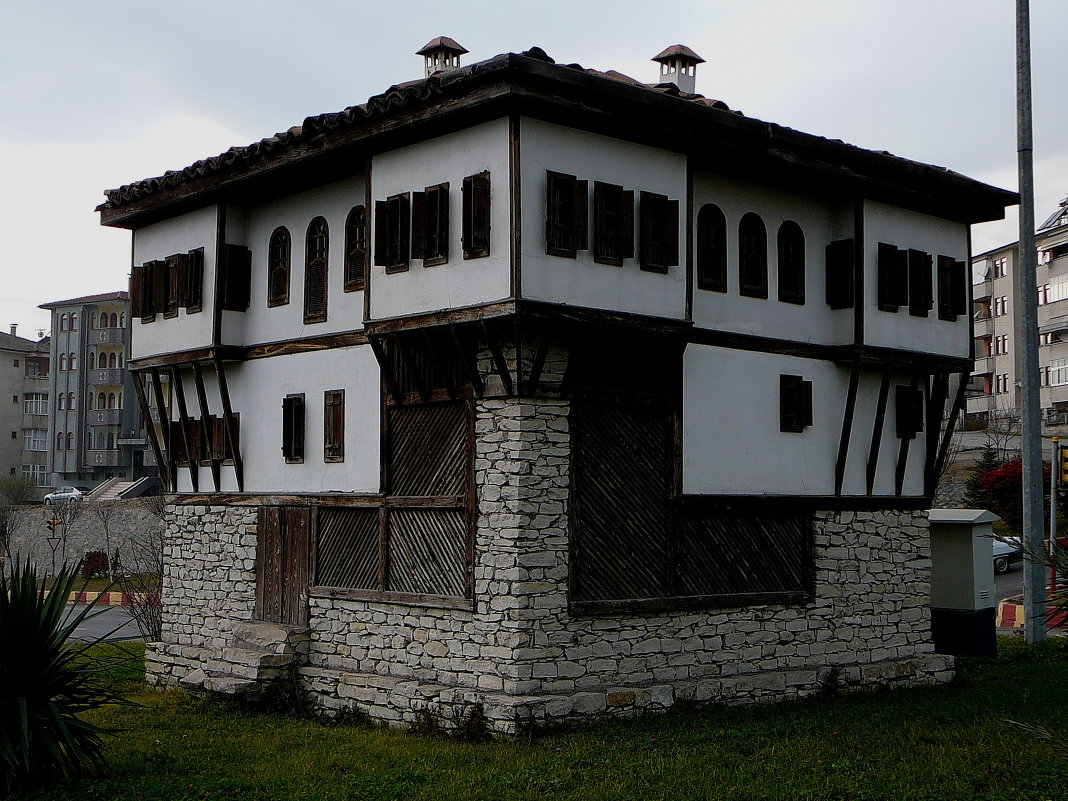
[172,345,380,494]
[369,120,511,320]
[222,179,365,346]
[683,345,924,496]
[862,200,970,357]
[520,118,686,319]
[691,172,854,344]
[131,205,218,359]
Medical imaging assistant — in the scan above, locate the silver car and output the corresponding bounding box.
[43,486,84,505]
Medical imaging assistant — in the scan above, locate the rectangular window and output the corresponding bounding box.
[1041,332,1058,346]
[164,254,180,317]
[779,374,813,433]
[23,429,47,452]
[825,238,855,309]
[993,257,1008,278]
[324,389,344,463]
[895,385,924,439]
[374,193,411,273]
[461,171,491,259]
[21,464,47,487]
[220,245,252,312]
[994,334,1009,355]
[907,249,933,317]
[1039,284,1050,305]
[1040,366,1051,387]
[545,171,588,258]
[877,242,907,312]
[638,191,679,273]
[995,373,1010,394]
[593,181,634,266]
[411,182,450,266]
[23,393,47,416]
[1050,274,1068,303]
[208,414,239,461]
[185,248,205,312]
[282,394,305,464]
[1052,359,1068,386]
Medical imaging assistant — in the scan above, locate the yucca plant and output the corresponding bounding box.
[0,561,131,794]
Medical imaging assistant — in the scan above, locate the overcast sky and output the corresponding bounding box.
[2,0,1066,338]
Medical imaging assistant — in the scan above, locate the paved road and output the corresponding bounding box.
[64,605,142,641]
[995,561,1024,601]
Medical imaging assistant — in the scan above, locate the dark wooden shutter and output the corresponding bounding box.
[152,259,167,317]
[281,507,310,626]
[431,184,449,264]
[282,394,305,463]
[825,238,855,309]
[877,242,899,311]
[621,189,635,259]
[908,249,932,317]
[130,264,144,318]
[780,374,812,433]
[937,255,956,320]
[952,259,967,316]
[164,255,180,316]
[343,207,366,291]
[573,179,588,252]
[268,227,291,306]
[696,203,727,292]
[462,171,491,259]
[895,385,924,439]
[186,248,204,311]
[395,194,410,271]
[175,253,190,307]
[324,389,344,463]
[738,213,768,297]
[410,191,427,261]
[221,245,252,312]
[664,198,680,268]
[315,507,379,590]
[256,506,283,621]
[546,171,578,257]
[373,200,390,267]
[594,182,622,266]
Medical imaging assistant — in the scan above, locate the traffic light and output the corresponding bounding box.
[46,517,58,532]
[1061,445,1068,486]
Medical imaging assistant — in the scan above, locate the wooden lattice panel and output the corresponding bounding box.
[388,402,467,497]
[315,507,379,590]
[387,509,467,597]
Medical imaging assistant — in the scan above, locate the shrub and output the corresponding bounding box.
[80,550,110,579]
[0,561,131,794]
[962,447,1001,510]
[978,457,1050,533]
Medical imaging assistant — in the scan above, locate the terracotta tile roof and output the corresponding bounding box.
[417,36,468,55]
[652,44,705,64]
[0,331,50,353]
[39,291,128,310]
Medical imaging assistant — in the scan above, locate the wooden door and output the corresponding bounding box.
[255,506,310,626]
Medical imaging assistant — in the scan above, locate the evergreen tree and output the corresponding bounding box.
[963,447,1001,510]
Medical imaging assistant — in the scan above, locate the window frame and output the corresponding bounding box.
[545,171,587,258]
[304,217,329,323]
[282,393,306,464]
[639,191,680,273]
[593,181,634,267]
[343,206,367,291]
[461,171,491,259]
[412,183,450,267]
[738,212,768,298]
[696,203,727,292]
[776,220,806,305]
[324,389,345,463]
[779,374,813,433]
[267,226,292,307]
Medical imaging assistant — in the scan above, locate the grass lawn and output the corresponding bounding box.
[37,573,160,594]
[16,639,1068,801]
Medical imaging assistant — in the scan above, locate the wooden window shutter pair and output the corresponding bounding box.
[639,191,680,273]
[895,385,924,439]
[779,374,813,433]
[282,394,305,463]
[462,172,490,259]
[545,171,588,257]
[324,389,344,463]
[696,203,727,292]
[776,220,806,305]
[824,238,855,309]
[937,255,968,321]
[411,184,449,266]
[343,207,366,291]
[268,227,291,306]
[304,218,329,323]
[374,194,411,273]
[593,181,634,266]
[907,249,933,317]
[877,242,909,312]
[220,244,252,312]
[737,212,768,297]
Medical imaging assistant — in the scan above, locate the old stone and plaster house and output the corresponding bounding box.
[97,41,1016,732]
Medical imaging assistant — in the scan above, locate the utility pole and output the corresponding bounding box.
[1017,0,1046,643]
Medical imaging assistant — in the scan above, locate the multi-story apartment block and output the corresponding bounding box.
[968,196,1068,426]
[0,325,50,495]
[39,292,157,489]
[98,41,1014,730]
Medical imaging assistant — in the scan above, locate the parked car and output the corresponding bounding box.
[43,486,84,505]
[993,536,1023,574]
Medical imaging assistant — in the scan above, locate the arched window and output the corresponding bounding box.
[87,392,94,410]
[696,204,728,293]
[98,392,106,409]
[90,313,97,330]
[267,226,291,307]
[66,433,73,451]
[59,314,67,332]
[88,352,96,370]
[70,313,78,331]
[58,394,66,410]
[107,433,115,449]
[58,354,66,371]
[777,220,806,305]
[118,353,123,368]
[111,313,118,327]
[69,353,77,371]
[738,212,768,299]
[118,392,123,408]
[108,393,116,409]
[344,206,367,291]
[108,352,117,369]
[119,313,125,327]
[56,433,64,451]
[304,217,329,323]
[68,392,76,410]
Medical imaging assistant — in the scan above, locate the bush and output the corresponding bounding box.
[962,447,1001,510]
[978,457,1050,532]
[80,550,110,579]
[0,561,131,793]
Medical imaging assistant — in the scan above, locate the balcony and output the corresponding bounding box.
[87,409,122,426]
[85,449,121,467]
[973,314,994,336]
[87,368,123,386]
[972,356,994,375]
[88,328,124,345]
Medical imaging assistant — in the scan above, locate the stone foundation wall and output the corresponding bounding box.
[145,504,259,685]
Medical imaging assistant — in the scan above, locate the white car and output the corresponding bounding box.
[43,486,84,505]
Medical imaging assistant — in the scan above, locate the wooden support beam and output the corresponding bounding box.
[481,320,513,395]
[169,365,198,492]
[866,362,893,495]
[213,359,244,492]
[834,360,862,495]
[930,372,967,497]
[451,326,483,397]
[923,372,949,494]
[192,362,220,492]
[131,370,169,492]
[148,367,173,491]
[895,369,923,496]
[526,324,552,396]
[367,335,402,403]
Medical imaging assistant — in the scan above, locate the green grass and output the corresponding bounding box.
[38,574,160,594]
[15,639,1068,801]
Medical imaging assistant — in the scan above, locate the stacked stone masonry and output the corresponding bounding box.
[146,397,953,734]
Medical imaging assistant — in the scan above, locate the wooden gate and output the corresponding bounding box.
[255,506,311,626]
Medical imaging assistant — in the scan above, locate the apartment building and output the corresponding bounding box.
[0,325,50,496]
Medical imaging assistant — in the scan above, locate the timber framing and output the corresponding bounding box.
[99,52,1016,231]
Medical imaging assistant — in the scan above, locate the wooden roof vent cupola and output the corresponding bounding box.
[652,44,705,94]
[417,37,469,78]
